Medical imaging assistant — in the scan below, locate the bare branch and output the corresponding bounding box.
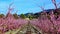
[32,0,45,11]
[15,10,18,14]
[8,2,14,13]
[51,0,57,9]
[57,2,60,6]
[35,4,45,11]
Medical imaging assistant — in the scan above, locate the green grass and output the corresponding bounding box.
[5,29,20,34]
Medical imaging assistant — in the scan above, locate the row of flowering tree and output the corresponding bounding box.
[29,10,60,34]
[0,0,60,34]
[0,3,28,34]
[29,0,60,34]
[31,0,60,34]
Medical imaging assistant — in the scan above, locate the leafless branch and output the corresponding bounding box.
[57,2,60,7]
[15,10,18,14]
[8,2,14,13]
[51,0,57,9]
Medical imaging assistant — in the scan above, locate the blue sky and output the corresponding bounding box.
[0,0,60,15]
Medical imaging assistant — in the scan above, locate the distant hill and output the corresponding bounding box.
[24,8,60,18]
